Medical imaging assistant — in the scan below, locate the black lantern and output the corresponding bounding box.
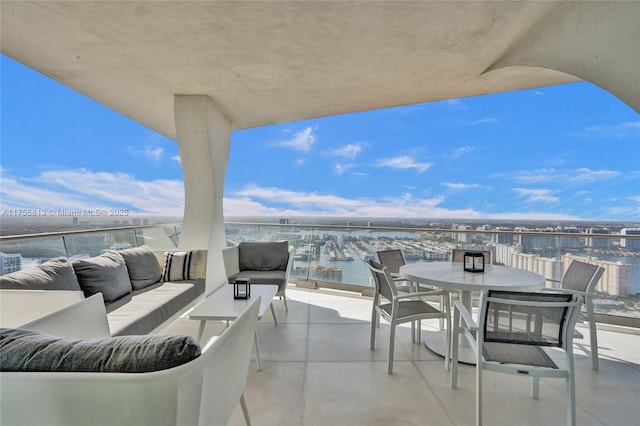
[234,277,251,299]
[463,251,485,273]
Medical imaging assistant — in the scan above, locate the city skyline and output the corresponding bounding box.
[1,54,639,223]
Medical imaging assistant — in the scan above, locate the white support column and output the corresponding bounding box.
[174,95,231,293]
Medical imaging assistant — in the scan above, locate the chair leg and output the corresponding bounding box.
[476,359,483,426]
[282,295,289,312]
[269,303,278,326]
[370,307,377,350]
[567,379,577,426]
[586,298,599,370]
[443,308,451,372]
[567,354,577,426]
[450,306,460,388]
[240,393,252,426]
[388,320,396,374]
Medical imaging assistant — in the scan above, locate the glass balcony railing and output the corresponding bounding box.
[1,221,638,327]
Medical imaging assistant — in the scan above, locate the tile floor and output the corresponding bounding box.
[162,287,640,426]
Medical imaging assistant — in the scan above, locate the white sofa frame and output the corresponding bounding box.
[1,293,260,426]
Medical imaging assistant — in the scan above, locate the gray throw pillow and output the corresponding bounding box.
[0,257,81,291]
[72,252,132,303]
[114,246,162,290]
[238,241,289,271]
[0,328,201,373]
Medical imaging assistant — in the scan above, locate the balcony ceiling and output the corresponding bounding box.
[1,1,635,137]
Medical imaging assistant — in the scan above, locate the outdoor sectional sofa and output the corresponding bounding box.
[0,246,207,336]
[0,289,260,426]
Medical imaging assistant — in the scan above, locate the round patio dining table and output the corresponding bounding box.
[399,262,546,364]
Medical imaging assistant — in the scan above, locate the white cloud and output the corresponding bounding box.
[579,121,640,138]
[574,167,619,182]
[0,168,184,215]
[275,127,316,152]
[223,184,583,220]
[503,168,619,185]
[513,188,559,204]
[335,164,354,176]
[330,143,363,160]
[376,156,431,173]
[442,98,466,110]
[449,144,474,159]
[441,182,480,191]
[471,118,499,125]
[127,145,164,163]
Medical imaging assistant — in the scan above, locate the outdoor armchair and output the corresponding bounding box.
[450,290,583,426]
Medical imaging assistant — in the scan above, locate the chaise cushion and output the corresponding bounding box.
[72,252,132,303]
[115,246,162,290]
[238,241,289,271]
[108,280,206,336]
[0,328,201,373]
[0,257,81,291]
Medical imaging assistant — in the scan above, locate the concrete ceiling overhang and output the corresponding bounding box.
[2,1,638,139]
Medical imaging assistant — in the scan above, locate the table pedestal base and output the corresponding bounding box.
[422,330,477,365]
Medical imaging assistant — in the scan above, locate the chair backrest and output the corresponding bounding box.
[480,290,581,349]
[376,249,405,274]
[561,260,605,294]
[451,248,492,264]
[366,260,396,302]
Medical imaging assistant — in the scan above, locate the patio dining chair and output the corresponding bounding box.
[542,260,605,370]
[367,260,451,374]
[377,249,446,334]
[377,249,414,293]
[450,290,583,426]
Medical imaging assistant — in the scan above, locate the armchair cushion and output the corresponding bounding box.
[0,257,81,291]
[0,328,201,373]
[72,252,132,303]
[115,245,162,290]
[238,241,289,271]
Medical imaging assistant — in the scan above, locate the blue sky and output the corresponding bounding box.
[1,54,639,222]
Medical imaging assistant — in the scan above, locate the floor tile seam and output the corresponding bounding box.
[411,358,458,426]
[299,300,311,426]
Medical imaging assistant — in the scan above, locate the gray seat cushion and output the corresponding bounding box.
[115,245,162,290]
[72,252,132,303]
[228,270,287,292]
[0,328,200,373]
[0,257,81,291]
[238,241,289,271]
[107,280,205,336]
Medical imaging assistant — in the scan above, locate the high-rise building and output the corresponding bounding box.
[586,228,612,249]
[621,228,640,250]
[0,252,22,275]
